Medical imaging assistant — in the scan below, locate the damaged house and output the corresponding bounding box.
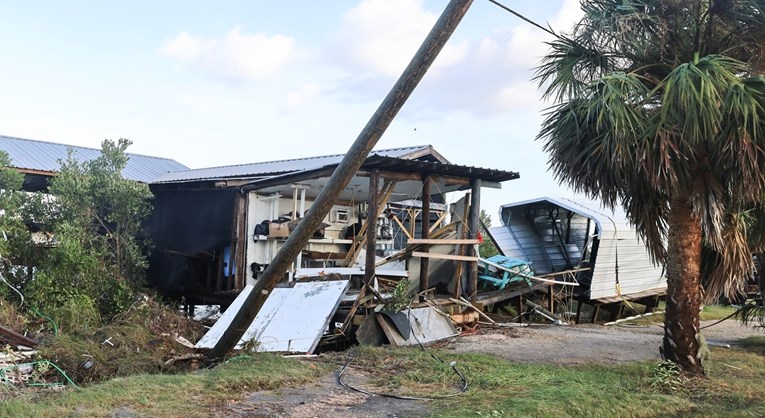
[147,145,538,352]
[147,145,520,300]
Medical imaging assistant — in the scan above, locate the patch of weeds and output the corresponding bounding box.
[36,297,205,384]
[0,298,27,333]
[384,279,412,312]
[739,336,765,355]
[649,360,688,394]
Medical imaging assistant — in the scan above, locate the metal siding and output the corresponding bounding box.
[492,196,666,301]
[0,135,188,182]
[589,226,666,301]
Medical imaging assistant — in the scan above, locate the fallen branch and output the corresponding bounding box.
[604,311,664,326]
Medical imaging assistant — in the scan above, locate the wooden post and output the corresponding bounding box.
[468,178,481,301]
[419,175,431,299]
[202,0,475,365]
[365,169,380,284]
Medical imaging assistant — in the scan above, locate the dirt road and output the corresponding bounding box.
[444,319,759,365]
[220,319,762,417]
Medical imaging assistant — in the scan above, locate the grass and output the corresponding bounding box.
[0,354,328,417]
[2,336,764,417]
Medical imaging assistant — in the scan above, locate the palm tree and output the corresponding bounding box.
[536,0,765,376]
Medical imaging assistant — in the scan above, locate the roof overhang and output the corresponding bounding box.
[237,155,519,203]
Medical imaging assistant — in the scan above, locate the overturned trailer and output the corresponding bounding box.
[487,197,666,322]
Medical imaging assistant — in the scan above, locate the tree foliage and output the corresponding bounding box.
[2,140,154,329]
[479,209,499,258]
[0,151,25,260]
[536,0,765,375]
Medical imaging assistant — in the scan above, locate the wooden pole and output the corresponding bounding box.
[202,0,475,365]
[365,169,380,284]
[419,175,431,299]
[468,178,481,300]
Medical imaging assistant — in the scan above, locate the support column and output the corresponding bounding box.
[365,169,380,284]
[468,178,481,300]
[419,175,431,299]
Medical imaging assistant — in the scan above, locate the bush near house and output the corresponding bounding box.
[1,140,202,386]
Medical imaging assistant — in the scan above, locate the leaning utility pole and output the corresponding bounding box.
[203,0,475,365]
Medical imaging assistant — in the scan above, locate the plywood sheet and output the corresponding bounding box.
[237,280,350,353]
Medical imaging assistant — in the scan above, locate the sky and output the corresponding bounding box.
[0,0,584,220]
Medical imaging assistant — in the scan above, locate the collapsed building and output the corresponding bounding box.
[487,196,667,322]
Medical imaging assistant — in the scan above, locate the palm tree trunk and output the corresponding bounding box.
[663,193,705,376]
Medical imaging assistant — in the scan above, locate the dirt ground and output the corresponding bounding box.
[219,319,762,418]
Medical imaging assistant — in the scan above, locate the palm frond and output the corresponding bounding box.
[620,186,669,264]
[733,300,765,328]
[702,210,755,303]
[538,72,651,207]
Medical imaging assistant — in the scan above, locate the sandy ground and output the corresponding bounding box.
[219,319,762,417]
[443,319,759,365]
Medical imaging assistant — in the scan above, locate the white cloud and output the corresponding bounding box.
[161,26,299,81]
[285,83,323,112]
[327,0,584,116]
[334,0,468,78]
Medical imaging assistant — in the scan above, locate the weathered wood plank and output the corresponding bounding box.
[411,251,478,262]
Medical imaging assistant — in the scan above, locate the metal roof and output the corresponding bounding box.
[0,134,188,183]
[237,154,519,194]
[151,145,451,184]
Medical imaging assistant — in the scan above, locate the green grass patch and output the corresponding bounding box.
[700,305,738,321]
[4,343,765,417]
[0,354,328,417]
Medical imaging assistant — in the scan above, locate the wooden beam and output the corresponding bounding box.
[0,325,38,348]
[365,169,380,283]
[391,215,413,240]
[408,238,480,245]
[452,194,471,299]
[428,210,449,234]
[473,282,548,310]
[411,251,478,261]
[468,178,481,300]
[419,175,431,297]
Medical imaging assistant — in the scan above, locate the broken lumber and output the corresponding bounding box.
[0,325,38,348]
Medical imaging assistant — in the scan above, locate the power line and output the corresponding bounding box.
[487,0,557,37]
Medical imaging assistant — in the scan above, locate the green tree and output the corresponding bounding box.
[0,151,44,295]
[479,209,499,258]
[24,139,154,326]
[0,151,27,286]
[536,0,765,376]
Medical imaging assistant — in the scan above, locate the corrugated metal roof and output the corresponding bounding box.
[0,134,188,183]
[151,145,446,184]
[489,196,665,302]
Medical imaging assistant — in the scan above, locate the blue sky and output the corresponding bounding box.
[0,0,582,218]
